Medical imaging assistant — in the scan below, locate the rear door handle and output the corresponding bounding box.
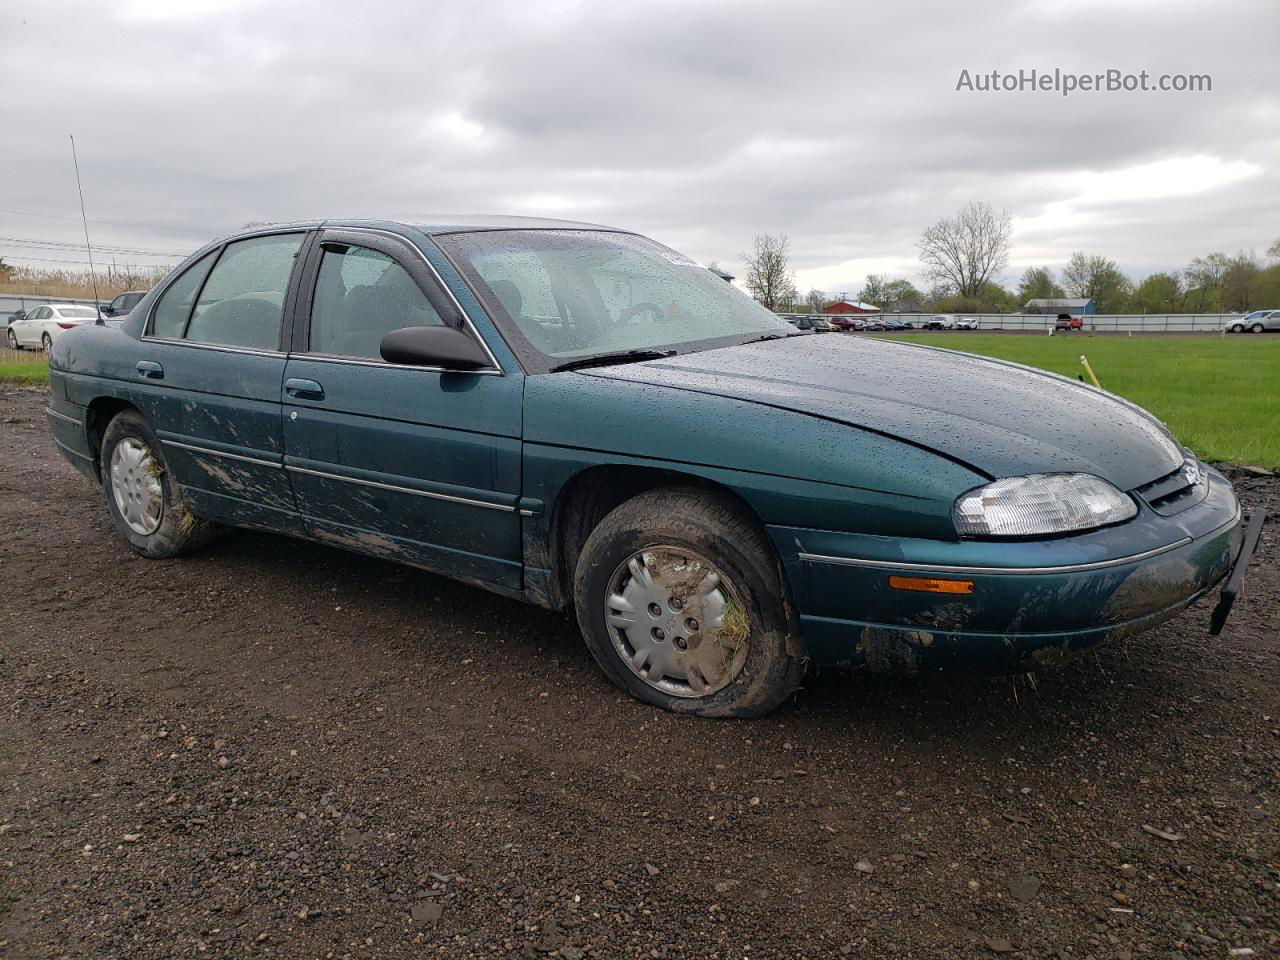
[284,377,325,401]
[136,360,164,380]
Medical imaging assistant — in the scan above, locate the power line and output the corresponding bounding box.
[0,253,173,267]
[0,205,209,234]
[0,236,187,257]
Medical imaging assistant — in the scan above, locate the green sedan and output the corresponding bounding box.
[45,217,1254,716]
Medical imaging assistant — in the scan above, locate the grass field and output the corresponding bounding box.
[1,334,1277,467]
[881,333,1280,468]
[0,347,50,385]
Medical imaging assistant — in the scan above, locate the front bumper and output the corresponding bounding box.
[771,471,1245,674]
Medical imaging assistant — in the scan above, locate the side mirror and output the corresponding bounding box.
[380,325,491,371]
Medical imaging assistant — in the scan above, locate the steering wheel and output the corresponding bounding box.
[617,301,664,325]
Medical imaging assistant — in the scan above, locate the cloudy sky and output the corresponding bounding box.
[3,0,1277,296]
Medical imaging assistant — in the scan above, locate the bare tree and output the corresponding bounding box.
[1062,252,1132,312]
[917,202,1011,297]
[742,234,798,311]
[805,288,827,312]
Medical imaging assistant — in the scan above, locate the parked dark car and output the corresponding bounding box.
[782,314,831,333]
[44,217,1253,717]
[828,316,872,331]
[102,290,148,318]
[882,319,915,331]
[1054,313,1084,331]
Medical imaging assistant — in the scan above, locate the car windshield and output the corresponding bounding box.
[57,306,98,318]
[437,230,791,367]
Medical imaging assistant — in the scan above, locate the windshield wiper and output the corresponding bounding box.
[746,332,801,344]
[550,349,677,373]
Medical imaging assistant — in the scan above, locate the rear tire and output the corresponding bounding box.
[41,332,52,352]
[573,487,805,717]
[100,410,214,559]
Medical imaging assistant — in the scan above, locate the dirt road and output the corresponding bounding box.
[1,386,1277,959]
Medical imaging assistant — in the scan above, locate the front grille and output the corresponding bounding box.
[1136,460,1208,516]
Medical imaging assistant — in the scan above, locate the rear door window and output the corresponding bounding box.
[151,250,218,338]
[185,234,304,350]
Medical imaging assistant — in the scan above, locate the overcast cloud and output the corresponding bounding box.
[3,0,1277,295]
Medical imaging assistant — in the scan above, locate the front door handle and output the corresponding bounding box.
[136,360,164,380]
[285,377,325,401]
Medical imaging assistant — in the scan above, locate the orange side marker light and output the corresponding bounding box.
[888,575,975,595]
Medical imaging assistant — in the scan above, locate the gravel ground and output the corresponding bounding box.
[1,385,1277,960]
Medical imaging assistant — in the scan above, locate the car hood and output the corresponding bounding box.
[582,335,1183,491]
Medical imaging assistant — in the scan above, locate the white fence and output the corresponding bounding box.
[2,292,103,318]
[875,313,1239,333]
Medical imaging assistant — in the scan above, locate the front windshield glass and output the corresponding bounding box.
[437,230,790,365]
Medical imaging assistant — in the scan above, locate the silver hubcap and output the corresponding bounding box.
[605,547,750,698]
[110,438,164,536]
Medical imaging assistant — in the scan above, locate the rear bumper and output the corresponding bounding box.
[771,471,1243,674]
[45,401,98,483]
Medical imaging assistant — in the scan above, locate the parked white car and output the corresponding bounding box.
[1224,310,1279,333]
[923,315,977,330]
[6,304,100,350]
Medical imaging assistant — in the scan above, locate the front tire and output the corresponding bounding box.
[573,487,805,717]
[100,410,213,558]
[6,328,17,350]
[1251,323,1265,333]
[1229,324,1244,333]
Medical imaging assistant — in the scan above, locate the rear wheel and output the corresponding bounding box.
[100,410,213,558]
[573,487,805,717]
[41,332,52,351]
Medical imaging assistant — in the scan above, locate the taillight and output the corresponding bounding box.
[56,322,77,329]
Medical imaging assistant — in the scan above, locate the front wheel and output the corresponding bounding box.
[100,409,213,558]
[1229,324,1244,333]
[6,328,17,350]
[573,488,805,717]
[1251,323,1265,333]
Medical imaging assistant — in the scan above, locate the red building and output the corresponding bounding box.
[822,298,881,315]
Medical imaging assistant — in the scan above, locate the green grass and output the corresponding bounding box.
[880,333,1280,468]
[0,348,49,385]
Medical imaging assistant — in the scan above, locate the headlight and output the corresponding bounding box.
[953,474,1137,537]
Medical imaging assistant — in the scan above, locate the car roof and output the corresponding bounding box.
[222,215,626,243]
[407,215,624,235]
